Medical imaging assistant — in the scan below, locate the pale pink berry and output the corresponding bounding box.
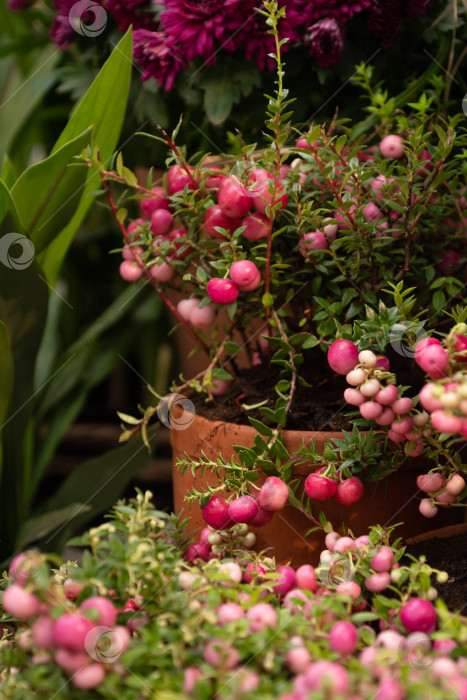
[53,614,94,651]
[120,260,143,282]
[185,542,210,563]
[413,411,430,427]
[248,505,274,527]
[273,566,296,596]
[246,603,278,632]
[241,212,269,241]
[334,536,356,554]
[32,617,55,650]
[416,473,444,493]
[390,416,413,434]
[2,585,38,620]
[204,205,238,238]
[122,244,144,261]
[415,342,449,378]
[325,531,340,552]
[362,202,382,221]
[229,260,261,290]
[183,667,202,694]
[237,670,260,692]
[80,597,116,627]
[335,478,364,506]
[400,598,436,633]
[346,368,366,386]
[299,232,328,255]
[304,661,349,694]
[358,349,377,368]
[419,382,443,412]
[189,304,215,329]
[150,209,173,236]
[431,410,462,434]
[336,581,361,600]
[257,476,289,511]
[207,278,239,305]
[375,407,396,426]
[140,186,170,217]
[252,179,288,214]
[371,546,394,573]
[355,535,370,550]
[73,663,106,690]
[328,339,359,375]
[446,474,466,495]
[211,379,230,395]
[283,588,309,613]
[388,429,405,443]
[405,442,424,457]
[167,164,196,196]
[322,219,338,241]
[55,648,89,671]
[217,603,244,626]
[218,177,252,218]
[287,646,311,673]
[295,564,317,592]
[371,174,388,200]
[329,621,358,655]
[148,261,174,282]
[375,678,406,700]
[432,656,458,679]
[360,401,383,419]
[360,378,381,397]
[177,298,199,321]
[380,134,404,159]
[344,388,365,406]
[217,561,242,586]
[365,572,390,593]
[375,384,398,405]
[392,397,413,414]
[436,490,457,505]
[228,495,258,524]
[304,474,336,501]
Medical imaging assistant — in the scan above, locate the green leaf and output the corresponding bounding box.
[262,293,274,308]
[0,321,14,478]
[432,290,445,313]
[11,128,92,253]
[39,29,133,284]
[15,503,89,551]
[0,179,20,230]
[202,73,237,125]
[249,418,273,437]
[302,335,319,349]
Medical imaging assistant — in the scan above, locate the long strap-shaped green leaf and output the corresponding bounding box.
[0,320,14,480]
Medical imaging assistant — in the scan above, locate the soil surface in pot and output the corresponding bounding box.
[405,531,467,612]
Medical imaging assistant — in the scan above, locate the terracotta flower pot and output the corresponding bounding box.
[170,413,463,567]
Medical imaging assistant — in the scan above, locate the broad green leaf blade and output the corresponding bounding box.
[10,128,92,253]
[0,321,14,478]
[0,250,49,559]
[15,503,90,552]
[40,29,133,284]
[0,178,20,231]
[43,429,155,551]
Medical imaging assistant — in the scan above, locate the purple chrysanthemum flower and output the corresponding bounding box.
[367,0,400,48]
[104,0,155,32]
[51,0,82,49]
[133,29,186,89]
[307,18,344,67]
[406,0,437,20]
[158,0,236,65]
[286,0,375,28]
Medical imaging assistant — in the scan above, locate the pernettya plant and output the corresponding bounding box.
[86,1,466,536]
[1,491,466,698]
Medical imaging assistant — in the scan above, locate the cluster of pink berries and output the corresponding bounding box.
[329,339,429,457]
[417,471,466,518]
[416,330,467,438]
[2,553,130,690]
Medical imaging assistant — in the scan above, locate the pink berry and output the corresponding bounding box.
[31,616,55,649]
[217,603,244,626]
[322,219,338,241]
[371,174,388,201]
[390,416,413,434]
[80,597,116,627]
[380,134,404,159]
[375,407,396,426]
[304,474,337,501]
[229,260,261,290]
[304,661,349,695]
[122,244,144,261]
[325,531,340,552]
[405,442,424,458]
[344,388,365,406]
[2,585,38,620]
[252,179,288,214]
[387,429,405,443]
[185,542,211,563]
[199,527,211,544]
[328,339,359,375]
[283,589,309,612]
[392,397,413,414]
[400,598,436,633]
[433,638,457,653]
[204,204,239,238]
[431,410,462,434]
[140,186,169,218]
[375,355,390,371]
[273,566,296,596]
[419,498,438,517]
[415,342,449,378]
[336,581,361,600]
[241,212,269,241]
[453,334,467,362]
[371,546,394,572]
[183,666,202,694]
[119,260,143,282]
[150,208,173,236]
[287,646,311,673]
[436,490,457,505]
[211,379,230,395]
[419,383,443,411]
[329,621,358,655]
[217,561,242,586]
[177,298,199,321]
[228,495,258,524]
[257,476,289,511]
[248,505,274,527]
[169,229,193,260]
[360,401,383,420]
[365,573,390,593]
[334,537,356,554]
[355,535,370,550]
[362,202,382,221]
[446,474,465,495]
[55,648,89,672]
[73,663,106,690]
[64,579,84,600]
[243,562,266,583]
[416,473,444,493]
[167,164,196,196]
[218,177,252,218]
[190,303,215,329]
[375,678,406,700]
[207,278,239,305]
[335,478,364,506]
[246,603,278,632]
[9,553,35,586]
[299,232,327,255]
[148,261,174,282]
[295,564,317,592]
[53,614,94,651]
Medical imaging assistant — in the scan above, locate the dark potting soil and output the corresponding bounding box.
[404,531,467,613]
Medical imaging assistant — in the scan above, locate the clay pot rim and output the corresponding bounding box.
[406,522,467,545]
